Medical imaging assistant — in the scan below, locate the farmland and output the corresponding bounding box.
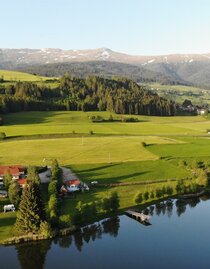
[0,110,210,243]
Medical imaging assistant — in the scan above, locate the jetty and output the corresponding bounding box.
[125,210,151,224]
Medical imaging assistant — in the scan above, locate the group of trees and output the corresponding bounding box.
[134,161,210,204]
[134,185,174,205]
[0,75,176,116]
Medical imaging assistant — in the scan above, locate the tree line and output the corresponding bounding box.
[0,75,176,116]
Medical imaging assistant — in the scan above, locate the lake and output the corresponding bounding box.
[1,195,210,269]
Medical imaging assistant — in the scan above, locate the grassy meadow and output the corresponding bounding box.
[1,111,209,136]
[0,69,53,82]
[1,110,210,242]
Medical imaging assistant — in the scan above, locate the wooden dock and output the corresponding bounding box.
[125,210,151,223]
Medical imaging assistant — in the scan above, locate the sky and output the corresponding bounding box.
[1,0,210,55]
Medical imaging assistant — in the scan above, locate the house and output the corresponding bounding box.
[0,165,26,181]
[64,179,81,193]
[0,165,26,187]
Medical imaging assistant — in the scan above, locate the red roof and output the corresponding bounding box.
[65,179,81,186]
[0,165,24,176]
[17,178,27,186]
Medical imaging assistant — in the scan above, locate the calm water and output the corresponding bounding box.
[1,196,210,269]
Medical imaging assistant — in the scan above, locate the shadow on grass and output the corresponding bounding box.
[77,163,121,173]
[3,111,68,126]
[0,215,16,228]
[77,170,150,184]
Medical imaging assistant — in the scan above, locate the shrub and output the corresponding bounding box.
[0,132,6,140]
[89,130,94,135]
[143,191,149,201]
[134,192,143,204]
[48,180,58,196]
[59,214,71,228]
[39,221,53,238]
[141,142,147,147]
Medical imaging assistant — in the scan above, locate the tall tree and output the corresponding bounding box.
[8,181,21,208]
[15,181,45,234]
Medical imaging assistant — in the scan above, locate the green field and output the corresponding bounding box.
[0,69,53,82]
[0,110,210,243]
[1,111,209,137]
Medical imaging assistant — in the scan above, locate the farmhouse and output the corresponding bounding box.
[0,165,26,187]
[0,165,26,181]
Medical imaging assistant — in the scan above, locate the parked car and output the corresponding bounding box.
[4,204,15,213]
[0,190,8,198]
[91,181,98,185]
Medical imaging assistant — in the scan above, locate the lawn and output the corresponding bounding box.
[0,212,16,243]
[148,137,210,159]
[1,111,209,137]
[71,160,190,184]
[0,136,182,165]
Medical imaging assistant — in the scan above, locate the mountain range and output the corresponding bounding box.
[1,48,210,87]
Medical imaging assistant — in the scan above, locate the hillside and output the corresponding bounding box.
[0,69,54,82]
[1,48,210,87]
[0,75,175,116]
[18,61,185,85]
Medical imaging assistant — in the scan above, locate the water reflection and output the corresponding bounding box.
[4,195,210,269]
[15,240,51,269]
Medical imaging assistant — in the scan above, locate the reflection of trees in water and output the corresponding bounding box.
[155,203,166,216]
[102,217,120,238]
[149,206,154,216]
[16,240,51,269]
[73,230,84,252]
[176,201,187,217]
[58,236,72,248]
[151,196,209,218]
[56,217,120,252]
[187,197,200,208]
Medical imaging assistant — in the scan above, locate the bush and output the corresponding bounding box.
[0,132,6,140]
[134,192,143,204]
[59,214,71,228]
[90,115,104,122]
[121,117,139,122]
[141,142,147,147]
[48,194,58,212]
[89,130,94,135]
[39,221,53,238]
[143,191,149,201]
[48,180,58,196]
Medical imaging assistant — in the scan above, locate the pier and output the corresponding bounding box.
[125,210,151,225]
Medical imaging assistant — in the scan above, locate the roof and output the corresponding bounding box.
[17,178,27,186]
[0,165,24,176]
[65,179,81,186]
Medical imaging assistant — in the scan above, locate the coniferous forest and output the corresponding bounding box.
[0,75,176,116]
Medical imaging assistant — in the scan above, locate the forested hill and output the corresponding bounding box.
[0,75,176,116]
[18,61,185,85]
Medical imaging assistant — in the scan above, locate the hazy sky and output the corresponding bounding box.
[1,0,210,55]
